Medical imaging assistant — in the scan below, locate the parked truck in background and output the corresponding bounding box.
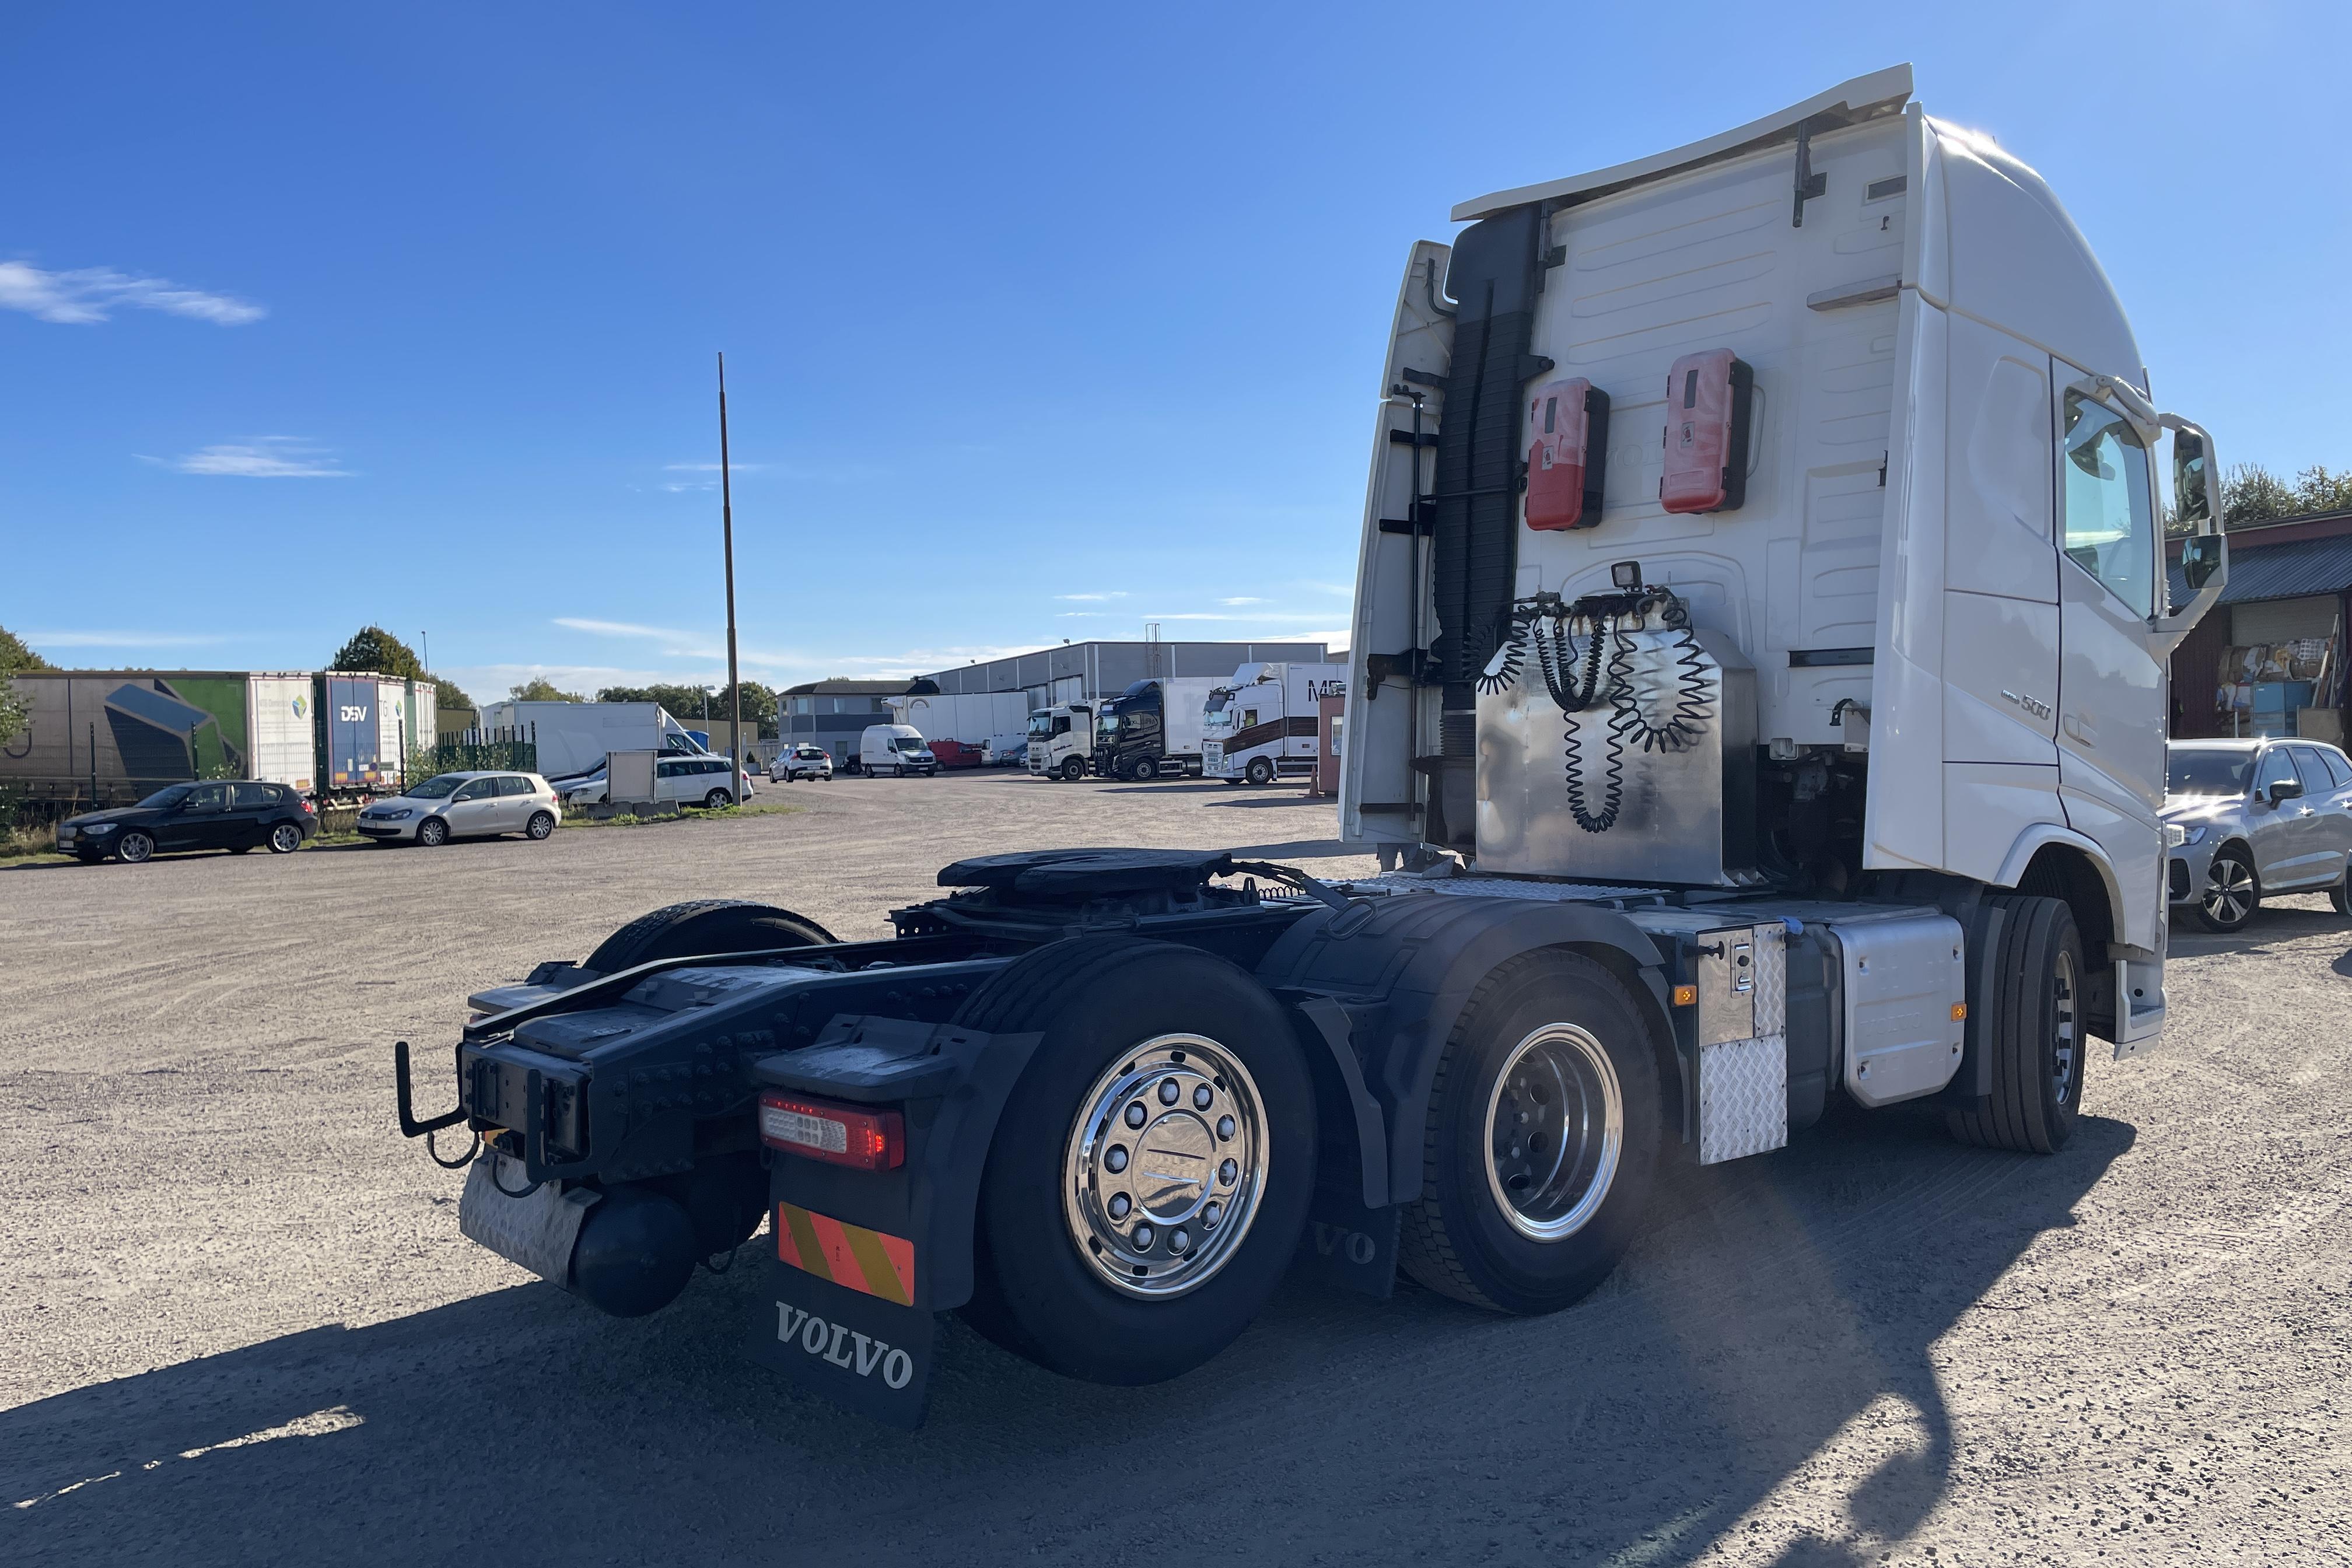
[475,700,709,785]
[1025,700,1095,780]
[402,66,2228,1429]
[888,691,1032,753]
[1091,676,1222,780]
[1203,662,1348,785]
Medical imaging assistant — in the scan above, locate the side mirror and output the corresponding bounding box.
[2180,532,2222,593]
[2269,778,2304,805]
[2172,428,2212,531]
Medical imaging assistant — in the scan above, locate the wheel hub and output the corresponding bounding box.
[2050,948,2080,1105]
[1482,1023,1623,1242]
[1062,1035,1266,1298]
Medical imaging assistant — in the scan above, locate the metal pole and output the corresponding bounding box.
[719,351,744,806]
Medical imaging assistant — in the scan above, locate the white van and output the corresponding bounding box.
[859,724,937,778]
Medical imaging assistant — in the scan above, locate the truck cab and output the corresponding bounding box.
[1026,702,1094,780]
[1340,63,2226,1049]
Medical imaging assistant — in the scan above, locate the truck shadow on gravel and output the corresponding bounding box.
[2,1112,2130,1568]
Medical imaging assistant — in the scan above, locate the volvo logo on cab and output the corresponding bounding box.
[776,1300,914,1389]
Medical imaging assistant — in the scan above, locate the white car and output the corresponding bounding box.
[655,754,753,809]
[769,744,834,782]
[357,771,561,846]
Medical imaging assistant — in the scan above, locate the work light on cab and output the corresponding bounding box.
[759,1092,905,1170]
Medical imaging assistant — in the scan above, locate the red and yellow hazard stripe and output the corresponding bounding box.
[775,1202,916,1306]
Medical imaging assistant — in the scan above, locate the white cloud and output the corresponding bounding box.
[150,438,350,478]
[552,617,684,640]
[0,261,263,326]
[22,629,227,649]
[1217,597,1267,606]
[1055,592,1128,602]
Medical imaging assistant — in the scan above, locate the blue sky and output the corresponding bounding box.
[5,2,2345,702]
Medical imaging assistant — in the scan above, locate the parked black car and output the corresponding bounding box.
[55,780,317,864]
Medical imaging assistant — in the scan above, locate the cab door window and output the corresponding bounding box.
[2060,390,2156,617]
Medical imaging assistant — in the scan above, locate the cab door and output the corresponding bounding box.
[2052,383,2166,951]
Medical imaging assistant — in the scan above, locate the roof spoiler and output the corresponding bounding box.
[1451,64,1913,222]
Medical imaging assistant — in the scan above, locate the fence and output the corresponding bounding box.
[432,724,538,775]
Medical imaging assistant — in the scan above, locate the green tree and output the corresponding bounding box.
[0,625,52,751]
[432,675,475,710]
[2292,464,2352,516]
[328,625,426,679]
[595,681,775,732]
[508,677,586,703]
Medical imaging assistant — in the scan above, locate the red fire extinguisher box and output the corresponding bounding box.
[1659,348,1754,514]
[1523,377,1611,530]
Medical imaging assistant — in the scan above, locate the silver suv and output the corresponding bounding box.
[2164,738,2352,932]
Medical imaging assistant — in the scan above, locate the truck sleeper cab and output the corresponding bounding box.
[400,66,2225,1430]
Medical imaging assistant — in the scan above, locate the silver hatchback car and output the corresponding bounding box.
[2164,738,2352,932]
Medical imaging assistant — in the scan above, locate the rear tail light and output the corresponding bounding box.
[301,799,317,814]
[759,1092,904,1170]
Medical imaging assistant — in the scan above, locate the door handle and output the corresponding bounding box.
[2061,713,2094,746]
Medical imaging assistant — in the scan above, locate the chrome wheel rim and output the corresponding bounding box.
[1062,1034,1268,1299]
[271,824,300,852]
[529,814,552,838]
[2202,856,2254,925]
[1483,1023,1623,1242]
[2050,948,2080,1105]
[118,832,152,863]
[420,820,446,845]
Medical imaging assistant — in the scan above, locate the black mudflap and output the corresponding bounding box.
[744,1259,939,1430]
[1294,1188,1401,1299]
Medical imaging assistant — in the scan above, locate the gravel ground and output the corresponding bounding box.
[2,769,2346,1566]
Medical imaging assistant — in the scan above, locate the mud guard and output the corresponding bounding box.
[1256,894,1674,1210]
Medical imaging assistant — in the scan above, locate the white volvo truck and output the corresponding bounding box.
[1203,660,1348,784]
[400,66,2227,1428]
[1024,699,1096,779]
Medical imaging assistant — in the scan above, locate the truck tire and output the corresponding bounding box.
[1060,757,1084,782]
[950,935,1317,1384]
[1945,895,2084,1155]
[1245,757,1275,786]
[583,898,838,976]
[1132,757,1158,782]
[1396,951,1663,1315]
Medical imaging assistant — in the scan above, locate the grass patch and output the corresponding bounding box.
[1,821,65,862]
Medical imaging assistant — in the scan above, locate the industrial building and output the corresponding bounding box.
[2168,510,2352,742]
[776,642,1336,767]
[775,679,920,764]
[916,638,1334,709]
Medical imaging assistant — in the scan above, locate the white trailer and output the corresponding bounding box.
[246,673,318,793]
[889,691,1031,747]
[414,67,2230,1429]
[477,700,705,782]
[1202,662,1347,785]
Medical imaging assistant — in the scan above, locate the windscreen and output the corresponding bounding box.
[1028,712,1052,737]
[2167,749,2253,797]
[407,774,466,800]
[893,737,925,752]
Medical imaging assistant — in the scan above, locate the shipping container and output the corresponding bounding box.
[246,673,317,793]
